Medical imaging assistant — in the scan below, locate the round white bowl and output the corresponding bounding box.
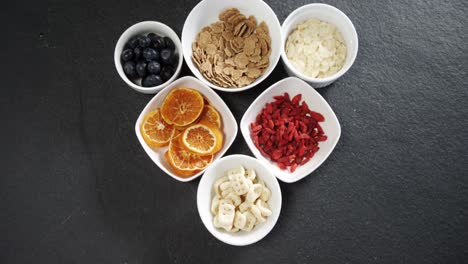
[281,4,358,88]
[197,154,282,246]
[114,21,183,94]
[181,0,282,92]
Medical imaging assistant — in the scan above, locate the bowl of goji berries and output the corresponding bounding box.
[240,77,341,183]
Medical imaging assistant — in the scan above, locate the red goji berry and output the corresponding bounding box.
[316,123,324,134]
[317,135,327,142]
[290,163,297,172]
[292,94,302,105]
[250,92,327,173]
[277,162,285,170]
[309,111,325,122]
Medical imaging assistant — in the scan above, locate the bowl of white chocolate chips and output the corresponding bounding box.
[281,3,358,88]
[197,154,282,246]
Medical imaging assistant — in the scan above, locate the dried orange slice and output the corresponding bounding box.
[181,123,224,155]
[160,88,204,127]
[199,105,222,128]
[140,109,175,147]
[166,134,213,176]
[165,152,198,177]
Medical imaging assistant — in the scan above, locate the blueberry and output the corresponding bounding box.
[148,33,159,43]
[163,37,175,50]
[133,47,142,60]
[143,48,159,62]
[142,74,163,87]
[123,61,136,77]
[147,32,157,39]
[121,49,133,61]
[136,61,147,77]
[171,53,179,66]
[152,36,165,51]
[147,61,161,74]
[160,65,174,81]
[125,37,138,49]
[138,36,151,48]
[160,49,174,65]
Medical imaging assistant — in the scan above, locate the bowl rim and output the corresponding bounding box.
[134,76,238,182]
[114,21,184,94]
[240,77,341,183]
[280,3,359,84]
[197,154,282,246]
[181,0,282,93]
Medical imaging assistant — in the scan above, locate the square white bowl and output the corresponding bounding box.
[240,77,341,183]
[135,76,238,182]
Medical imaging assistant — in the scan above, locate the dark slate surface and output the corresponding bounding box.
[1,0,467,263]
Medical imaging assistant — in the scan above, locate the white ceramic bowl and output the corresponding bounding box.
[281,4,358,88]
[197,154,282,246]
[114,21,183,94]
[181,0,282,92]
[135,76,238,182]
[240,77,341,183]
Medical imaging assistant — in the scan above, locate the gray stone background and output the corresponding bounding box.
[1,0,467,263]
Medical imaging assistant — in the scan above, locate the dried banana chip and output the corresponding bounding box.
[211,167,273,233]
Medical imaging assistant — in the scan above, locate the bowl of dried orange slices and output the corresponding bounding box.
[135,76,238,182]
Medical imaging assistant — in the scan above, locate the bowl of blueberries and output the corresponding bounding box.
[114,21,183,94]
